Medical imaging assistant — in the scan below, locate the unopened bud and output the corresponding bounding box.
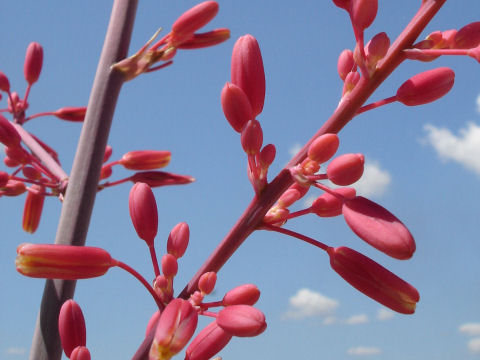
[70,346,91,360]
[1,180,27,196]
[161,254,178,277]
[198,271,217,294]
[0,71,10,92]
[258,144,276,168]
[308,133,340,164]
[53,107,87,122]
[59,300,87,358]
[365,32,390,69]
[342,71,360,95]
[327,153,364,186]
[231,35,265,117]
[454,22,480,49]
[351,0,378,31]
[185,322,232,360]
[120,150,171,170]
[100,165,113,180]
[22,185,45,233]
[223,284,260,306]
[167,222,190,258]
[24,42,43,85]
[22,166,42,181]
[311,187,356,217]
[216,305,266,337]
[221,82,253,133]
[278,188,301,208]
[103,145,113,163]
[0,171,8,187]
[337,49,356,81]
[0,114,21,148]
[396,67,455,106]
[130,171,195,187]
[6,146,31,165]
[172,1,219,39]
[129,182,158,246]
[177,28,230,49]
[241,120,263,155]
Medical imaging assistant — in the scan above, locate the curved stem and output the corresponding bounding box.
[260,224,329,251]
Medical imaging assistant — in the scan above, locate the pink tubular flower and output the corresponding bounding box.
[216,305,266,337]
[231,35,266,117]
[307,133,340,164]
[396,67,455,106]
[198,271,217,294]
[15,243,116,280]
[129,182,158,246]
[342,196,416,259]
[185,321,232,360]
[149,298,198,360]
[221,82,253,133]
[171,1,219,39]
[167,222,190,259]
[130,171,195,187]
[22,185,45,233]
[328,246,420,314]
[311,187,356,217]
[58,300,87,358]
[222,284,260,306]
[53,107,87,122]
[326,153,365,186]
[24,42,43,85]
[120,150,171,170]
[70,346,91,360]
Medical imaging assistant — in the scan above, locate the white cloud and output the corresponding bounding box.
[377,308,394,321]
[468,338,480,354]
[323,316,337,325]
[284,288,339,319]
[345,314,369,325]
[347,346,381,356]
[423,122,480,175]
[5,347,26,355]
[353,161,391,198]
[459,323,480,336]
[476,93,480,114]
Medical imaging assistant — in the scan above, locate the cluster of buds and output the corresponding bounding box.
[113,1,230,81]
[221,34,272,194]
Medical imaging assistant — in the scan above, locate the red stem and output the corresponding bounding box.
[356,95,397,115]
[261,224,329,251]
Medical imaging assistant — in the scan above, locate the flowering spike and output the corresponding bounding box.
[342,196,416,259]
[130,171,195,187]
[454,22,480,49]
[0,71,10,92]
[337,49,356,81]
[167,222,190,259]
[120,150,171,170]
[22,185,45,233]
[53,107,87,122]
[221,82,253,133]
[327,153,365,186]
[231,35,266,117]
[177,28,230,49]
[185,322,232,360]
[216,305,266,337]
[241,120,263,155]
[0,114,21,148]
[16,243,115,279]
[328,246,420,314]
[396,67,455,106]
[198,272,217,295]
[24,42,43,85]
[129,182,158,246]
[307,133,340,164]
[311,187,356,217]
[171,1,219,39]
[58,300,87,358]
[161,254,178,277]
[149,298,198,360]
[70,346,91,360]
[222,284,261,306]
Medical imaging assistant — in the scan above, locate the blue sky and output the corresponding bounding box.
[1,1,480,359]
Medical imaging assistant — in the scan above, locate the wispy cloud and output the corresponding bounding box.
[376,307,394,321]
[459,323,480,336]
[476,93,480,114]
[288,143,302,158]
[353,160,391,198]
[284,288,339,320]
[5,347,26,356]
[423,122,480,175]
[345,314,369,325]
[347,346,381,356]
[468,338,480,354]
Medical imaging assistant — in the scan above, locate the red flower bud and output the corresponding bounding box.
[185,322,232,360]
[24,42,43,85]
[216,305,266,337]
[454,22,480,49]
[130,171,195,187]
[70,346,91,360]
[1,179,27,196]
[120,150,171,170]
[258,144,276,168]
[278,188,301,208]
[311,187,356,217]
[342,70,360,95]
[150,299,198,359]
[365,32,390,69]
[172,1,219,38]
[327,153,364,186]
[22,185,45,233]
[0,114,21,148]
[0,171,8,187]
[22,166,42,181]
[100,165,113,180]
[342,196,416,259]
[328,246,420,314]
[103,145,113,163]
[161,254,178,277]
[16,243,115,279]
[177,28,230,49]
[5,146,31,165]
[198,272,217,294]
[129,182,158,246]
[53,107,87,122]
[396,67,455,106]
[332,0,351,10]
[59,300,87,358]
[167,222,190,259]
[308,133,340,164]
[231,35,265,117]
[241,120,263,155]
[0,71,10,92]
[222,284,260,306]
[337,49,356,81]
[221,82,253,133]
[146,311,161,337]
[351,0,378,31]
